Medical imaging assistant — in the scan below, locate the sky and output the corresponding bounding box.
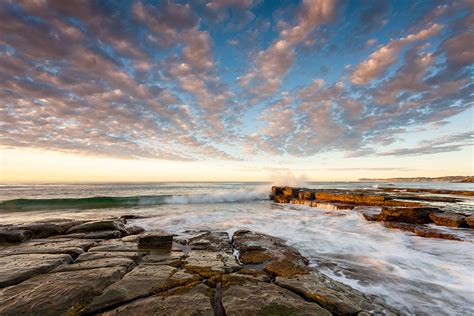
[0,0,473,183]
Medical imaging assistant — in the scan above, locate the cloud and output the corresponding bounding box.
[239,0,339,97]
[349,23,443,85]
[0,0,472,164]
[378,132,474,156]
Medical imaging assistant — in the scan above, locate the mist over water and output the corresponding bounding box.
[1,182,473,315]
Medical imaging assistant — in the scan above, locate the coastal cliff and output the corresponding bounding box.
[359,176,474,183]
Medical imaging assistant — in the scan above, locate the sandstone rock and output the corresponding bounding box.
[222,281,331,316]
[125,225,145,235]
[271,186,284,195]
[275,273,398,315]
[17,222,69,238]
[141,250,184,267]
[283,186,299,197]
[0,266,127,316]
[184,250,239,278]
[75,251,145,263]
[377,206,440,224]
[0,229,31,243]
[66,220,128,235]
[0,253,73,287]
[465,215,474,228]
[298,190,313,200]
[429,212,466,227]
[315,192,386,204]
[233,230,309,277]
[51,230,123,240]
[138,231,173,249]
[100,283,214,316]
[383,222,461,240]
[88,240,149,253]
[0,239,96,259]
[53,257,135,272]
[188,231,233,252]
[84,264,198,313]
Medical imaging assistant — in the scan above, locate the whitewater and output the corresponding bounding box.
[1,182,473,315]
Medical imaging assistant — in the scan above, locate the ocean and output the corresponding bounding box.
[1,181,473,315]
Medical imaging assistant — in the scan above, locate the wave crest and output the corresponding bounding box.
[0,190,270,210]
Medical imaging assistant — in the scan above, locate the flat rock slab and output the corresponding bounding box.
[0,253,73,288]
[66,220,127,235]
[75,251,145,263]
[52,230,123,240]
[53,257,135,272]
[276,273,398,315]
[222,281,331,316]
[100,283,214,316]
[138,231,173,249]
[0,230,32,243]
[378,207,439,224]
[85,264,198,313]
[383,222,461,240]
[429,212,466,227]
[0,266,127,316]
[184,250,240,278]
[0,239,97,259]
[233,230,310,277]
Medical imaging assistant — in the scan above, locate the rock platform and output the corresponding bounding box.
[0,218,399,315]
[271,186,474,240]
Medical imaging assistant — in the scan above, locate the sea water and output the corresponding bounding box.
[1,182,473,315]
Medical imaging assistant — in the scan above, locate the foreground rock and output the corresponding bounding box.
[0,218,399,315]
[271,186,473,239]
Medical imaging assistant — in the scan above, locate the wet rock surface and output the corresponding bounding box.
[0,218,399,315]
[272,186,473,240]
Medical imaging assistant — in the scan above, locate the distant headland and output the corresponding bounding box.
[359,176,474,183]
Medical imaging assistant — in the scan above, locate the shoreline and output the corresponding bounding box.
[0,217,398,315]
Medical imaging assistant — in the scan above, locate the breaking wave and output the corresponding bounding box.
[0,190,270,211]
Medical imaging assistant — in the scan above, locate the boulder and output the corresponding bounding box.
[465,215,474,228]
[283,186,298,197]
[0,229,31,243]
[138,232,173,249]
[429,212,466,227]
